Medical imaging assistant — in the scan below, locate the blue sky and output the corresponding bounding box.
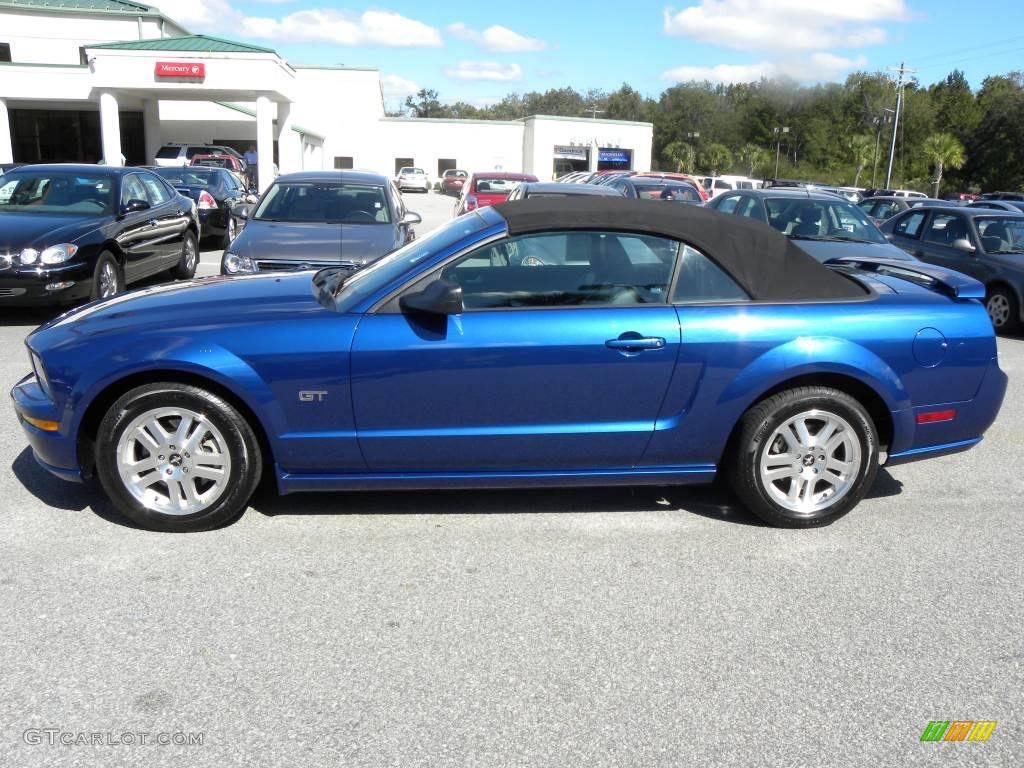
[156,0,1024,109]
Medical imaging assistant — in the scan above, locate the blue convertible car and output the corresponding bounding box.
[12,198,1006,531]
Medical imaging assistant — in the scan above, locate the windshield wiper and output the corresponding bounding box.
[989,249,1024,254]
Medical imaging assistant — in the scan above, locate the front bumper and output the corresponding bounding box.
[10,373,82,482]
[0,262,94,306]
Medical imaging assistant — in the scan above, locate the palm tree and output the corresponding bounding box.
[922,133,966,197]
[663,140,696,173]
[699,143,733,176]
[737,144,768,178]
[847,133,874,187]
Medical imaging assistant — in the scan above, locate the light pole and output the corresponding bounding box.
[773,126,789,180]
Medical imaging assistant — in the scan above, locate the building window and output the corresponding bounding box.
[0,43,12,63]
[334,156,354,170]
[437,158,457,177]
[79,46,88,66]
[394,157,414,175]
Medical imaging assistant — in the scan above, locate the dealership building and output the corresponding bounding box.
[0,0,653,189]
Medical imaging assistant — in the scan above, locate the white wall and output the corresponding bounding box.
[523,116,653,179]
[370,119,524,180]
[0,9,186,65]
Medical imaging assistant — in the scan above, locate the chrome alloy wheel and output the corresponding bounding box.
[184,235,198,271]
[758,409,862,515]
[99,261,119,298]
[226,217,236,244]
[115,407,232,516]
[987,293,1010,328]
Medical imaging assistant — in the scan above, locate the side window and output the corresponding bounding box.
[736,197,766,222]
[120,174,148,206]
[139,173,172,205]
[893,211,927,238]
[671,246,749,303]
[437,230,677,309]
[717,194,742,214]
[923,213,969,247]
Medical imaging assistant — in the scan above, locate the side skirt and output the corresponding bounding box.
[276,465,717,494]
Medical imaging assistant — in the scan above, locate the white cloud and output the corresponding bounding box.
[380,74,420,99]
[150,1,441,47]
[663,0,907,51]
[662,53,868,84]
[445,60,523,82]
[448,22,548,52]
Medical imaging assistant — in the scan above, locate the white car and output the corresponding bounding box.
[891,189,928,199]
[395,167,430,193]
[701,175,763,199]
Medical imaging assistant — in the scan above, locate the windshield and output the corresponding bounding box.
[473,178,518,194]
[255,182,390,224]
[153,167,219,187]
[323,212,497,312]
[633,181,702,202]
[977,217,1024,253]
[0,171,116,215]
[193,158,231,169]
[767,197,886,243]
[445,170,468,178]
[399,168,424,175]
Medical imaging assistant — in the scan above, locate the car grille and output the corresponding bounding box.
[0,254,13,270]
[255,259,360,273]
[0,288,27,297]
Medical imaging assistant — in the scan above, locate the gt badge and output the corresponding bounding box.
[299,390,327,402]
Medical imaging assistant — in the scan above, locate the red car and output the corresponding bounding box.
[441,169,469,196]
[454,172,538,216]
[631,172,709,202]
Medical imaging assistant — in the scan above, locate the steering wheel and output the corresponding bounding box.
[520,255,547,267]
[345,211,376,223]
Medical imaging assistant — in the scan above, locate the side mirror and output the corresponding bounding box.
[239,207,249,220]
[402,211,422,226]
[952,238,976,253]
[121,199,150,215]
[884,232,894,242]
[399,279,463,316]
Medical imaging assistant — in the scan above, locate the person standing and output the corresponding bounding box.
[243,144,258,190]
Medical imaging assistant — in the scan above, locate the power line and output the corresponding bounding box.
[911,33,1024,64]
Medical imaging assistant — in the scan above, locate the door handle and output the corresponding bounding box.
[148,219,158,226]
[605,335,666,352]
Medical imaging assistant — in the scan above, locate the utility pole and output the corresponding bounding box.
[871,108,895,189]
[885,62,916,189]
[773,126,789,180]
[586,106,605,119]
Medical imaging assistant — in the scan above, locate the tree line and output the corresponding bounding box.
[400,70,1024,194]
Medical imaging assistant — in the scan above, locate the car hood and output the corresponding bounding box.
[0,213,109,252]
[229,219,398,265]
[30,272,327,352]
[791,238,917,264]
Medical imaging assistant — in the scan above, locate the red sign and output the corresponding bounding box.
[155,61,206,79]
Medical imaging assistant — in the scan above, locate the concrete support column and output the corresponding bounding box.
[588,140,599,173]
[98,90,123,166]
[255,95,274,193]
[276,100,301,173]
[0,99,12,164]
[142,99,160,166]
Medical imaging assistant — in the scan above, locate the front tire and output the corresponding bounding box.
[90,252,123,301]
[728,387,879,528]
[172,230,199,280]
[986,286,1020,333]
[95,383,262,532]
[219,214,237,250]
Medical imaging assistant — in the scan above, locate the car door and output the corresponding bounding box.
[115,173,164,283]
[137,171,190,270]
[349,230,683,471]
[914,211,990,282]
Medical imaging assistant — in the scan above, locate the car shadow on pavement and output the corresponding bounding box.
[12,446,903,530]
[0,307,65,329]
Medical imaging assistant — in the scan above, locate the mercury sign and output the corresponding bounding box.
[155,62,206,79]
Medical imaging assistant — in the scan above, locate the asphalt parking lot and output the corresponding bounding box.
[0,190,1021,767]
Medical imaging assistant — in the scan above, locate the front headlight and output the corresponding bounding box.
[29,350,51,398]
[223,252,255,274]
[19,244,78,266]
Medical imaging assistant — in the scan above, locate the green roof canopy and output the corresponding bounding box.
[0,0,158,14]
[88,34,277,55]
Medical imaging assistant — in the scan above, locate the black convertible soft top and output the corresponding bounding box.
[492,197,865,301]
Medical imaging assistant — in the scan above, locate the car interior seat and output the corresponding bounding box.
[792,205,822,236]
[942,217,969,245]
[979,221,1010,252]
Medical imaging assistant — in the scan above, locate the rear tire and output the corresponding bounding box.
[95,383,262,532]
[986,286,1020,333]
[727,387,878,528]
[172,230,199,280]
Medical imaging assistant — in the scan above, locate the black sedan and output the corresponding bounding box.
[150,166,256,248]
[880,206,1024,332]
[0,164,200,305]
[603,176,704,203]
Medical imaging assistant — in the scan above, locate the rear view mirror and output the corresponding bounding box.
[952,238,976,253]
[399,279,463,315]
